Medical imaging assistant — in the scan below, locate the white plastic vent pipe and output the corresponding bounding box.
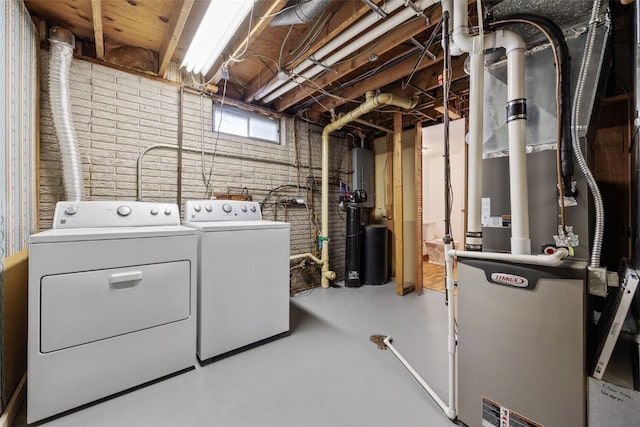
[449,0,529,255]
[48,27,85,201]
[319,92,417,288]
[257,0,439,103]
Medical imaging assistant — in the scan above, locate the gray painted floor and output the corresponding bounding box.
[18,284,457,427]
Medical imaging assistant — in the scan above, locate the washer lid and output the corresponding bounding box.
[183,220,289,232]
[30,225,197,243]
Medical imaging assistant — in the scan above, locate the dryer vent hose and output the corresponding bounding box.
[48,27,85,201]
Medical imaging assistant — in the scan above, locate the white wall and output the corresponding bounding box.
[422,119,466,244]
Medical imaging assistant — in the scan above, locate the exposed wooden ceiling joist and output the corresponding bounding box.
[307,49,445,117]
[275,15,440,112]
[90,0,104,60]
[158,0,195,77]
[243,0,382,103]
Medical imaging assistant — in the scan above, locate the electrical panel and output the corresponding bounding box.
[351,148,374,208]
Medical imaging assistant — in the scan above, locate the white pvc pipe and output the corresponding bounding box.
[289,252,323,265]
[506,46,531,255]
[449,247,569,266]
[383,336,456,419]
[443,241,456,419]
[465,52,484,250]
[258,0,438,103]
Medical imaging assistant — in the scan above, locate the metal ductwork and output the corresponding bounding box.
[48,26,85,201]
[269,0,332,26]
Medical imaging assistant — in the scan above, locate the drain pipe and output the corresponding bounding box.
[319,91,417,288]
[48,27,85,201]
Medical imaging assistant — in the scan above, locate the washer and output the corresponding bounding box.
[183,199,290,363]
[28,201,198,423]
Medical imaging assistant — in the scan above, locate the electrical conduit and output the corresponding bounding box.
[48,27,85,201]
[572,0,604,267]
[319,91,417,288]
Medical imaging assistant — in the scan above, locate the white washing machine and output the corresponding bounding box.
[28,201,198,423]
[183,199,290,363]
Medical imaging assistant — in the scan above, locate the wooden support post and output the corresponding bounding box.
[385,133,394,277]
[90,0,104,60]
[393,113,405,295]
[415,121,423,295]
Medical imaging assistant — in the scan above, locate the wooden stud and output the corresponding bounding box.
[90,0,104,60]
[415,121,423,295]
[393,113,404,296]
[385,133,395,278]
[158,0,195,77]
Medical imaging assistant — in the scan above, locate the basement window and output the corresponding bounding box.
[213,104,280,144]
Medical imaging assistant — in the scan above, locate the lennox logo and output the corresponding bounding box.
[491,273,528,287]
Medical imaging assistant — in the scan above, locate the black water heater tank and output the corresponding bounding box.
[361,225,388,285]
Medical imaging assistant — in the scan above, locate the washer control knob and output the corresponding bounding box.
[164,207,172,215]
[194,204,202,212]
[241,205,248,212]
[205,204,213,212]
[64,206,78,216]
[117,206,132,217]
[222,203,232,213]
[150,208,159,216]
[250,205,257,212]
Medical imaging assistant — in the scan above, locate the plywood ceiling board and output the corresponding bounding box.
[101,0,174,50]
[25,0,94,41]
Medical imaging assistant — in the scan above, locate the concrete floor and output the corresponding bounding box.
[17,283,457,427]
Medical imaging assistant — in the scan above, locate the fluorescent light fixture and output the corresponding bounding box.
[181,0,253,76]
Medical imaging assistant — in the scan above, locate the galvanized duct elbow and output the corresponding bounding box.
[48,27,85,201]
[269,0,333,26]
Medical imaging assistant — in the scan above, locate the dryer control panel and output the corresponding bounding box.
[53,201,181,228]
[185,200,262,222]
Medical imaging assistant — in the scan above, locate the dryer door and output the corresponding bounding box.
[40,260,190,352]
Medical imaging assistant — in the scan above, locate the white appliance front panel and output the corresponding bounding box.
[28,233,197,423]
[41,260,190,353]
[197,226,290,359]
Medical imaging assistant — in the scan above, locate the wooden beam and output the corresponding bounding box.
[275,11,441,112]
[244,0,381,102]
[393,113,405,296]
[90,0,104,60]
[158,0,195,77]
[309,51,444,116]
[415,121,423,295]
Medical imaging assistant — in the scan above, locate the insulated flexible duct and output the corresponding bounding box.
[269,0,332,26]
[49,27,85,201]
[571,0,604,267]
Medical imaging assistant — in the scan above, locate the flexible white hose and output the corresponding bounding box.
[49,39,85,201]
[571,0,604,267]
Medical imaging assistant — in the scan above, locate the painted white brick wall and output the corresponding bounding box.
[39,52,350,289]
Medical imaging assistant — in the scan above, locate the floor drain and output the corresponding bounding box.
[370,334,388,350]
